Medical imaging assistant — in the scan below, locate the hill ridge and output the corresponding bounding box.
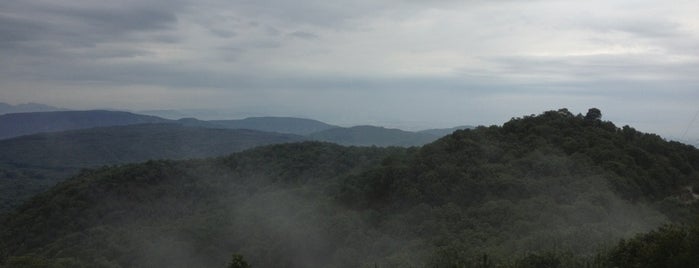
[2,108,698,267]
[0,110,169,140]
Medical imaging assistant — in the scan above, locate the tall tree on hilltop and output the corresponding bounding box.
[585,108,602,121]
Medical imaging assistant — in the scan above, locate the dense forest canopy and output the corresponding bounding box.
[1,109,699,267]
[0,124,304,214]
[0,113,462,215]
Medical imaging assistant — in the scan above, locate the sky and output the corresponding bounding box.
[0,0,698,139]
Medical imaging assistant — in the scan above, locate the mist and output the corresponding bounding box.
[2,0,699,266]
[13,140,668,267]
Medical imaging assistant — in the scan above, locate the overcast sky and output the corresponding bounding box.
[1,0,698,139]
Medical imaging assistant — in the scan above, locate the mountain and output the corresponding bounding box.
[0,110,169,140]
[307,125,438,146]
[137,109,193,120]
[175,117,224,128]
[210,117,338,135]
[0,102,65,115]
[0,109,464,145]
[2,109,698,267]
[416,125,474,137]
[0,123,304,168]
[138,109,249,120]
[0,124,304,214]
[0,143,399,267]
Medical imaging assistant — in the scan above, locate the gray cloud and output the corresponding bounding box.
[481,54,699,83]
[209,28,236,38]
[0,0,182,62]
[1,0,698,140]
[53,6,176,33]
[4,3,177,39]
[0,15,45,44]
[288,31,319,40]
[578,16,683,38]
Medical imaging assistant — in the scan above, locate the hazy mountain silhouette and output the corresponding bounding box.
[0,102,65,115]
[307,125,438,146]
[210,116,338,135]
[416,125,474,137]
[0,110,169,140]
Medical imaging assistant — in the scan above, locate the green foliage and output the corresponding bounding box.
[341,108,699,211]
[606,221,699,268]
[2,255,87,268]
[0,142,398,267]
[1,109,698,267]
[0,123,304,214]
[585,108,602,121]
[227,254,251,268]
[514,253,561,268]
[0,163,67,214]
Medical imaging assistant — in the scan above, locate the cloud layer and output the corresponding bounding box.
[1,0,698,139]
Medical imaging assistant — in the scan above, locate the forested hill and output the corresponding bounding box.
[341,108,699,209]
[1,109,699,267]
[0,124,304,214]
[416,125,474,137]
[0,123,303,168]
[0,143,404,267]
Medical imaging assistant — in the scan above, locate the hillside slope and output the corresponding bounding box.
[416,125,474,137]
[0,143,401,267]
[0,124,304,167]
[1,109,698,267]
[0,124,304,214]
[342,109,699,207]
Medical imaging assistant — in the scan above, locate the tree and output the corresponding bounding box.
[227,254,250,268]
[606,222,699,268]
[585,108,602,121]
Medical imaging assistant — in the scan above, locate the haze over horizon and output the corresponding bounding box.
[1,0,698,139]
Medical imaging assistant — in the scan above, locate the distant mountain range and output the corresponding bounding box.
[137,109,249,120]
[210,117,338,135]
[0,110,471,143]
[0,102,65,115]
[417,125,474,137]
[0,123,304,168]
[309,125,437,147]
[0,110,168,140]
[0,109,473,213]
